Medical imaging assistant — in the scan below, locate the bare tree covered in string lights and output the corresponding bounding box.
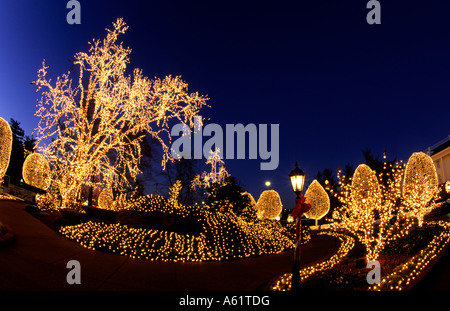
[33,18,209,209]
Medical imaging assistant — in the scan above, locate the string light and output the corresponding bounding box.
[22,153,51,190]
[0,117,12,184]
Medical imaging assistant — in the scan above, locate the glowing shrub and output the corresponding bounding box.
[22,153,51,190]
[256,190,283,220]
[304,180,330,226]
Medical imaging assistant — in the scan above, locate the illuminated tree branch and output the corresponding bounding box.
[33,18,209,209]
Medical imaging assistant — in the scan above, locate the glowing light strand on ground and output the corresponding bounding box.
[269,231,355,291]
[372,221,450,291]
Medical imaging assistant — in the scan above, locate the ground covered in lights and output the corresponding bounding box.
[56,195,311,262]
[32,194,450,291]
[268,220,450,291]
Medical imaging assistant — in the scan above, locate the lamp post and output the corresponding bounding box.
[289,162,306,291]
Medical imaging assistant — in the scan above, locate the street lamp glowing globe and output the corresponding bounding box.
[265,181,271,187]
[289,162,306,198]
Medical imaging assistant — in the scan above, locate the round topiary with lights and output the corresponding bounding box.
[22,153,51,190]
[351,164,381,211]
[304,180,330,226]
[0,117,12,184]
[402,152,438,223]
[98,188,114,210]
[256,190,283,220]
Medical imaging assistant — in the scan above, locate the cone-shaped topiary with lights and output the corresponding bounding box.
[304,180,330,226]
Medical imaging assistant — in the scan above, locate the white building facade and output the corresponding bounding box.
[427,135,450,184]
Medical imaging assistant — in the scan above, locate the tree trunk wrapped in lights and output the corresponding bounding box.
[304,180,330,227]
[32,18,208,209]
[0,117,12,185]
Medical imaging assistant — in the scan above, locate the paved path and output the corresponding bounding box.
[0,200,339,291]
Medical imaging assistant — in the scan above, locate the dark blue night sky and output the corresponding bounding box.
[1,0,449,208]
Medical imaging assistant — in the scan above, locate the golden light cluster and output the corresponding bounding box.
[98,188,114,210]
[0,117,12,184]
[330,164,383,260]
[59,178,297,263]
[255,190,283,220]
[60,208,294,262]
[402,152,439,225]
[22,153,51,190]
[191,149,229,190]
[304,180,330,225]
[32,18,208,209]
[351,164,381,211]
[329,151,440,261]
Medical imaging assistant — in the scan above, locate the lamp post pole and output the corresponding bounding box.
[289,162,308,291]
[292,192,301,291]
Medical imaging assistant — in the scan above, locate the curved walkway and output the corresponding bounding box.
[0,200,339,291]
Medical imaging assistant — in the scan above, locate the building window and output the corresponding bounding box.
[436,160,440,169]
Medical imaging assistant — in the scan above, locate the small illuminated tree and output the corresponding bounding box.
[191,148,229,190]
[331,164,383,260]
[256,190,283,220]
[23,153,51,190]
[0,117,12,184]
[402,152,439,226]
[330,152,441,261]
[33,18,208,209]
[304,180,330,227]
